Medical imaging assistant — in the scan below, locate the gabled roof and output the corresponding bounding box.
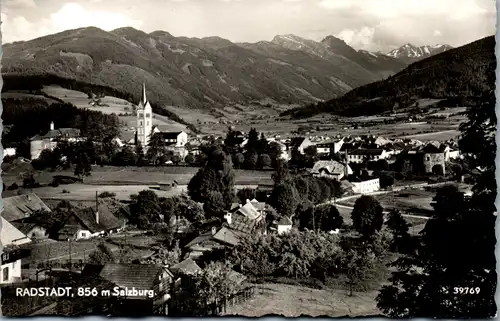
[212,226,243,246]
[99,264,171,292]
[277,216,293,226]
[11,221,41,235]
[2,193,51,222]
[235,202,261,220]
[170,258,202,275]
[70,205,123,233]
[1,217,31,246]
[311,160,347,175]
[154,131,184,139]
[249,199,266,211]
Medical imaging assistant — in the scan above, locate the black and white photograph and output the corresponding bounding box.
[0,0,497,317]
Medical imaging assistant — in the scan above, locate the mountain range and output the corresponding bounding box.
[387,43,454,63]
[283,35,495,118]
[2,27,452,110]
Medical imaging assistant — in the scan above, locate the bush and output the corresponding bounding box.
[7,183,19,190]
[49,180,60,187]
[98,191,116,198]
[62,189,70,194]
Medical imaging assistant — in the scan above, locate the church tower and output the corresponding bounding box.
[136,83,153,148]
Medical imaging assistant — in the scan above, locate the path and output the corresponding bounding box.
[403,130,457,139]
[317,181,450,220]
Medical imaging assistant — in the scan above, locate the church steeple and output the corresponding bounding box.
[142,83,147,105]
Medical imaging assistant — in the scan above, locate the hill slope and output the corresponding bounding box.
[282,35,495,118]
[3,27,397,110]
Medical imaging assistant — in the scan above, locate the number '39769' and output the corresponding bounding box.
[453,287,480,294]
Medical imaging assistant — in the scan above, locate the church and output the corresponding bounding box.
[135,84,189,160]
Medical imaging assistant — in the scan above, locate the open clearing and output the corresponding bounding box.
[3,166,273,187]
[224,283,379,317]
[402,130,460,141]
[40,86,187,139]
[32,184,188,201]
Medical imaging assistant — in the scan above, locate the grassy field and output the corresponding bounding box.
[224,283,380,317]
[4,166,273,186]
[402,130,460,141]
[41,85,188,137]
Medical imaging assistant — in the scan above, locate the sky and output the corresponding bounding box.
[0,0,496,52]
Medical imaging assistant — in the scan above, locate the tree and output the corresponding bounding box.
[317,204,344,232]
[379,172,395,189]
[135,142,145,166]
[232,153,244,169]
[188,149,236,208]
[203,190,227,220]
[146,133,167,166]
[224,128,244,154]
[88,243,115,264]
[237,188,256,204]
[341,248,378,296]
[74,152,91,182]
[184,153,195,165]
[172,154,181,165]
[376,159,389,171]
[385,209,410,252]
[292,176,309,201]
[271,159,291,185]
[303,145,318,166]
[377,92,497,318]
[129,190,163,228]
[112,145,137,166]
[258,154,272,168]
[351,195,384,239]
[245,152,258,169]
[269,183,299,218]
[244,128,260,155]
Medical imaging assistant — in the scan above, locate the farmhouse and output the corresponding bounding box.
[311,160,352,181]
[2,193,52,222]
[184,226,245,259]
[169,258,202,276]
[29,122,82,159]
[88,263,174,315]
[1,217,32,284]
[55,205,125,241]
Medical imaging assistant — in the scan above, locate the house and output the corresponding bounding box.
[56,205,125,241]
[1,217,32,284]
[169,258,202,276]
[346,149,389,163]
[29,122,82,159]
[315,138,344,155]
[288,137,314,155]
[11,221,48,240]
[3,147,16,159]
[350,178,380,194]
[311,160,353,181]
[184,226,245,259]
[91,263,174,316]
[396,143,446,175]
[276,216,293,235]
[2,193,52,222]
[152,129,189,161]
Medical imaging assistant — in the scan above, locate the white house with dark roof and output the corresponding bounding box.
[1,217,31,284]
[29,122,82,159]
[311,160,353,180]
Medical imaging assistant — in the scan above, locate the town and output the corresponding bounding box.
[0,82,481,316]
[0,0,496,317]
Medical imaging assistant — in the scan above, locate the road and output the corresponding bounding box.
[316,181,450,221]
